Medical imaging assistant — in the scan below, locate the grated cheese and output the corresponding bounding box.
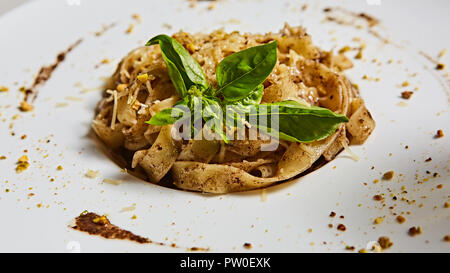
[103,178,121,185]
[341,140,360,161]
[110,90,118,129]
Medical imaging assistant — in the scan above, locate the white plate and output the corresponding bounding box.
[0,0,448,253]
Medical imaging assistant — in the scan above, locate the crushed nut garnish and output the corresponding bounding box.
[57,165,63,171]
[0,86,8,92]
[436,63,445,70]
[345,246,355,251]
[378,236,393,250]
[85,169,99,178]
[373,195,384,201]
[137,73,149,83]
[126,23,135,34]
[19,101,34,112]
[338,46,351,54]
[186,43,196,54]
[329,211,336,217]
[401,81,409,87]
[92,216,109,225]
[116,84,127,92]
[382,171,394,180]
[132,13,142,23]
[408,226,422,237]
[396,215,406,224]
[401,91,413,99]
[435,129,444,138]
[374,217,384,224]
[243,243,252,249]
[337,224,346,231]
[444,235,450,242]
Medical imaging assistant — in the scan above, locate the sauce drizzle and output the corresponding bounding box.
[23,39,83,104]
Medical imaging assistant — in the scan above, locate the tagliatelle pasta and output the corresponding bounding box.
[92,24,375,193]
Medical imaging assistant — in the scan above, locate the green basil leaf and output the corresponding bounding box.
[246,100,349,143]
[146,101,189,126]
[146,35,208,96]
[239,84,264,105]
[216,41,277,102]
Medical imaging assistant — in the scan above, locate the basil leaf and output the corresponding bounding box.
[239,84,264,105]
[216,41,277,102]
[146,101,189,126]
[146,35,208,96]
[246,100,349,143]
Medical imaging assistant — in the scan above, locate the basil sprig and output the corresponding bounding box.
[145,34,348,143]
[146,35,208,97]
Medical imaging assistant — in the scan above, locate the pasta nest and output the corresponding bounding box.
[92,24,375,193]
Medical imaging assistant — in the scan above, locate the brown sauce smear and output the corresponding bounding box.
[72,211,209,251]
[73,212,151,244]
[23,39,83,104]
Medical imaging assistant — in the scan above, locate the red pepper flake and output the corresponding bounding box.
[444,235,450,242]
[425,157,432,162]
[243,243,252,249]
[345,245,355,251]
[329,211,336,217]
[337,224,346,231]
[436,184,443,189]
[408,226,422,237]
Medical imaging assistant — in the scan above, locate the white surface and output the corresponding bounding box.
[0,0,448,253]
[0,0,29,15]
